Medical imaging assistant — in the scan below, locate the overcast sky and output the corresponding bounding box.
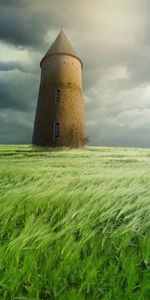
[0,0,150,147]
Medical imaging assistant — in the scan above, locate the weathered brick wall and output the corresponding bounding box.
[32,54,86,147]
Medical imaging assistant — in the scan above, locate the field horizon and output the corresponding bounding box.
[0,145,150,299]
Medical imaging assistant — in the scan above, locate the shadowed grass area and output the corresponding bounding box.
[0,145,150,299]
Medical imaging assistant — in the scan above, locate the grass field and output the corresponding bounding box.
[0,145,150,300]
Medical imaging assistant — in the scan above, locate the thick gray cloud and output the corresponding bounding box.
[0,109,33,144]
[0,61,32,72]
[0,0,50,48]
[0,0,150,147]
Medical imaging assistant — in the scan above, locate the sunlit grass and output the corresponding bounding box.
[0,145,150,299]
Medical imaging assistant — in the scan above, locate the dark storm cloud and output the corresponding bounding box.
[0,61,30,73]
[0,109,33,144]
[0,0,56,49]
[0,71,38,112]
[0,82,19,109]
[0,71,37,143]
[0,81,29,111]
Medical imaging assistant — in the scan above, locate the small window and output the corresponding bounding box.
[54,122,60,138]
[55,88,61,103]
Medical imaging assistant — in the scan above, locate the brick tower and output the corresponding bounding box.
[32,30,86,147]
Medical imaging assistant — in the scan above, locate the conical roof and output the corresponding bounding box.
[41,30,82,66]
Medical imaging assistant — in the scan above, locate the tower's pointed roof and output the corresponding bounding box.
[41,30,82,66]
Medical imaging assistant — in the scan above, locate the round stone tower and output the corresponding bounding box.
[32,30,86,147]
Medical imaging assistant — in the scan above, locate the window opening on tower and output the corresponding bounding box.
[54,122,61,138]
[55,88,61,103]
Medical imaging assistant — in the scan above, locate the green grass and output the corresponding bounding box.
[0,145,150,300]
